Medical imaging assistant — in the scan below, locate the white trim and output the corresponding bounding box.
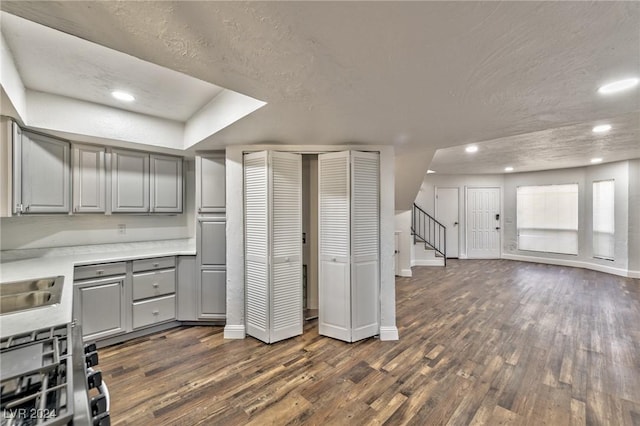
[502,253,632,278]
[379,326,399,341]
[223,324,246,339]
[398,268,412,277]
[627,270,640,279]
[412,259,444,266]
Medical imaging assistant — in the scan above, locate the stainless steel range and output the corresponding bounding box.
[1,321,110,425]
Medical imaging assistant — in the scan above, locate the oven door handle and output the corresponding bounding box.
[87,367,110,412]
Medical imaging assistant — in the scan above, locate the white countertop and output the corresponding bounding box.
[0,239,196,338]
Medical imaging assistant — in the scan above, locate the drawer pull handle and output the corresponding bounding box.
[153,263,160,267]
[96,270,105,275]
[152,310,159,315]
[152,283,159,288]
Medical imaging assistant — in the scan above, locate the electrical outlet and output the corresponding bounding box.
[118,224,126,235]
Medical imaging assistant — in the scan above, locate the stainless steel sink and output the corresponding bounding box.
[0,276,64,314]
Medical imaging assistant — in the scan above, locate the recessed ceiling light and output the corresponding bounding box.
[598,78,639,94]
[591,158,603,164]
[112,91,135,102]
[465,146,478,153]
[427,169,436,174]
[592,124,612,133]
[504,166,514,172]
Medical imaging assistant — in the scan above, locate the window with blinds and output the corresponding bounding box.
[516,184,579,255]
[592,180,615,260]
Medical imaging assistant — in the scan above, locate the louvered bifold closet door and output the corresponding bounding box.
[244,152,270,343]
[270,152,303,343]
[318,151,352,341]
[350,151,380,341]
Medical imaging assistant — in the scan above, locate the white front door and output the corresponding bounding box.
[466,187,501,258]
[435,187,459,258]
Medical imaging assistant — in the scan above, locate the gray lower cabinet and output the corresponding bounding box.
[132,257,177,329]
[13,124,71,214]
[197,217,226,320]
[74,275,126,341]
[177,256,197,321]
[75,256,177,342]
[199,269,226,318]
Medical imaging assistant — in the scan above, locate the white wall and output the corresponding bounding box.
[502,161,633,276]
[224,145,398,341]
[26,90,185,150]
[415,173,504,258]
[0,160,195,250]
[0,32,27,121]
[626,159,640,276]
[394,210,412,277]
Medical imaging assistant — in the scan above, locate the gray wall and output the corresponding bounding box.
[0,160,196,250]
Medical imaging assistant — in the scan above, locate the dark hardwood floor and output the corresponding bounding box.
[99,260,640,425]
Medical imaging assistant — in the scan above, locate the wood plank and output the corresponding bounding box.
[96,260,640,425]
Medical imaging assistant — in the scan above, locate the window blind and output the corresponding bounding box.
[516,184,579,255]
[592,180,615,260]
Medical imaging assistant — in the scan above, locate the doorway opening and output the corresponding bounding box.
[302,154,318,321]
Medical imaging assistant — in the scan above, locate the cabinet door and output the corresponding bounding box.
[73,144,106,213]
[197,154,225,213]
[177,256,197,321]
[150,154,183,213]
[199,269,226,319]
[111,149,149,213]
[199,219,226,265]
[74,276,126,341]
[21,130,70,214]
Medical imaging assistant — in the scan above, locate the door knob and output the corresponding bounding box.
[453,222,458,226]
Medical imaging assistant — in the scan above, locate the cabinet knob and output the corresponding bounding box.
[152,283,159,288]
[152,310,159,315]
[96,270,104,275]
[153,263,159,267]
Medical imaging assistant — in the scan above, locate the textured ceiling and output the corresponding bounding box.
[430,112,640,174]
[1,1,639,175]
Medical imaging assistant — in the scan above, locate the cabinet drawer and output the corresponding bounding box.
[132,295,176,329]
[132,256,175,272]
[132,269,175,301]
[74,262,127,281]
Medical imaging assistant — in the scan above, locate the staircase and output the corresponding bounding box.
[411,203,447,266]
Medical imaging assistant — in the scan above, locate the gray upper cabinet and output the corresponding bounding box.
[150,154,183,213]
[111,148,150,213]
[197,154,225,213]
[15,127,71,214]
[72,144,106,213]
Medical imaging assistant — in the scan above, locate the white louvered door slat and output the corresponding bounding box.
[318,151,352,341]
[244,151,270,343]
[350,151,380,342]
[270,152,303,343]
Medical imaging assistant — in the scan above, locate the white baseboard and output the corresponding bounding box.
[379,326,399,341]
[502,253,632,278]
[397,268,412,277]
[628,270,640,279]
[223,324,246,339]
[412,259,445,266]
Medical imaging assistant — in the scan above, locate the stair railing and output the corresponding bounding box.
[411,203,447,266]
